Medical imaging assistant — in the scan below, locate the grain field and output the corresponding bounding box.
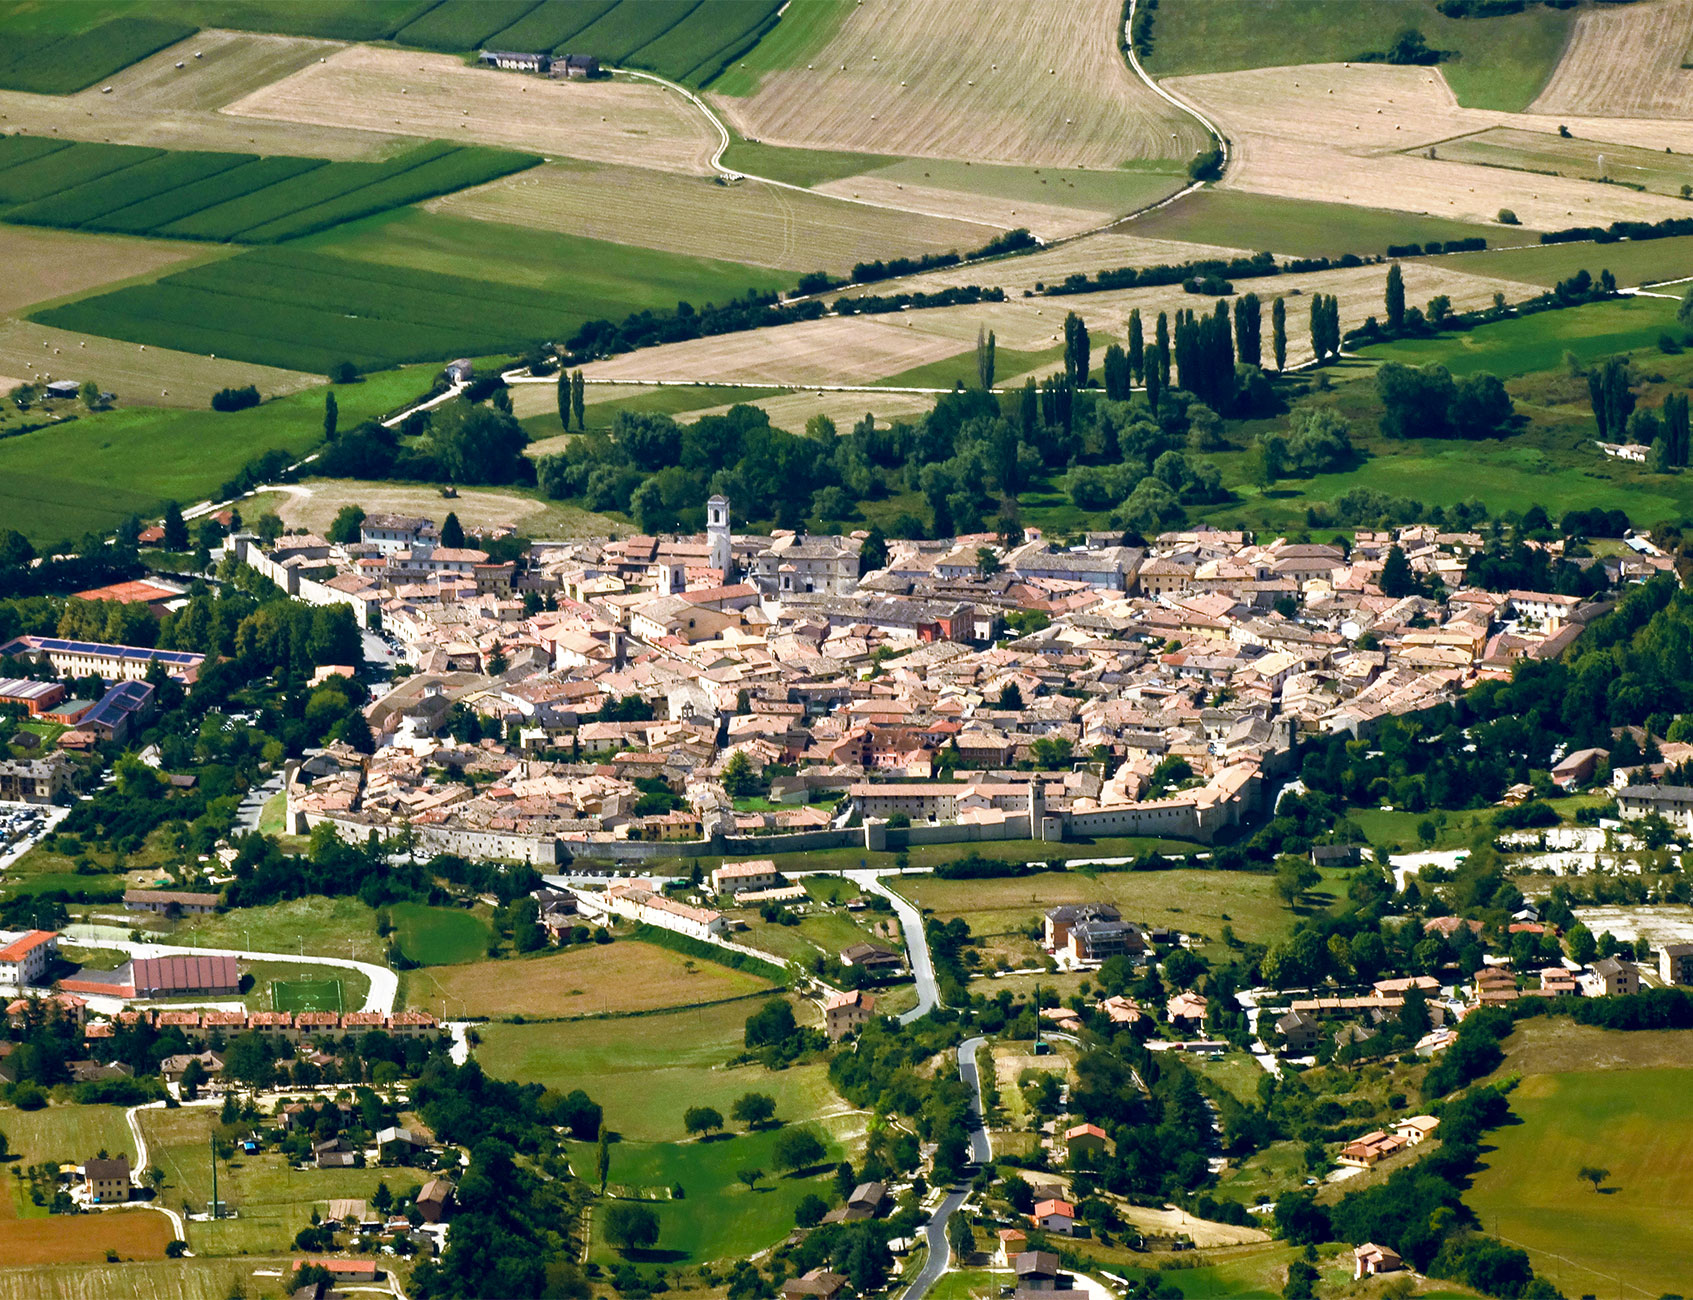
[711,0,1206,168]
[1530,0,1693,119]
[1171,62,1693,231]
[428,161,1005,273]
[0,225,214,317]
[99,28,341,112]
[224,46,717,174]
[809,175,1116,241]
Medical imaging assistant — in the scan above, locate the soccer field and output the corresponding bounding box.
[270,978,343,1014]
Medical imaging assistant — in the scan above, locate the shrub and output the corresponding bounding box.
[210,385,260,412]
[1497,208,1519,225]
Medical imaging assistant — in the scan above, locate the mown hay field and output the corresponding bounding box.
[0,15,194,95]
[1171,61,1693,232]
[1126,190,1503,260]
[677,387,938,434]
[95,27,340,113]
[1430,125,1693,199]
[712,0,1206,168]
[225,44,719,174]
[0,224,215,317]
[404,938,774,1018]
[1529,0,1693,119]
[429,160,1004,273]
[0,1210,175,1266]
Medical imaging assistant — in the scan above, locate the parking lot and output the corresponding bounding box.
[0,800,69,872]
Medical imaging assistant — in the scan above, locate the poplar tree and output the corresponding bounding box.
[572,370,586,430]
[1127,308,1144,384]
[1385,262,1406,334]
[323,391,338,439]
[1103,343,1130,400]
[1063,312,1090,388]
[1272,296,1287,372]
[557,367,571,429]
[977,325,996,390]
[1145,346,1164,414]
[1154,312,1171,388]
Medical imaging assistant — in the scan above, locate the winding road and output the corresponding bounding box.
[843,870,938,1024]
[904,1036,992,1300]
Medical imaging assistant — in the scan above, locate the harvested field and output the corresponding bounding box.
[510,380,659,420]
[1171,61,1693,232]
[97,28,340,112]
[0,318,318,409]
[679,388,938,433]
[0,1209,174,1266]
[580,315,965,386]
[1430,125,1693,199]
[255,480,613,538]
[429,160,1004,273]
[0,225,213,317]
[712,0,1206,168]
[1497,1016,1693,1076]
[225,45,718,174]
[1529,0,1693,119]
[811,176,1109,242]
[0,1260,294,1300]
[403,939,774,1018]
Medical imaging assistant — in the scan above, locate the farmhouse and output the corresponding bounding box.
[554,53,601,78]
[1354,1243,1403,1278]
[123,889,220,915]
[1338,1130,1407,1169]
[1064,1122,1108,1159]
[711,859,781,895]
[823,989,876,1041]
[839,942,905,977]
[82,1155,130,1204]
[478,50,550,73]
[782,1269,848,1300]
[1030,1198,1078,1234]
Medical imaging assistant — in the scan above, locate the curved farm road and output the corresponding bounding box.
[843,870,937,1024]
[904,1036,992,1300]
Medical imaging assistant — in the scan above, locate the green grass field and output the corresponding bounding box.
[1467,1068,1693,1297]
[0,1104,136,1169]
[269,978,343,1014]
[41,210,791,374]
[1439,235,1693,289]
[719,138,903,189]
[477,1002,841,1141]
[0,364,436,544]
[859,159,1186,215]
[0,15,194,94]
[709,0,853,98]
[0,2,432,45]
[1144,0,1575,111]
[158,896,381,961]
[1128,189,1503,258]
[390,901,491,966]
[1360,295,1683,377]
[585,1124,845,1265]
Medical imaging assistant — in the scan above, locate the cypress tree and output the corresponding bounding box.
[557,367,571,429]
[1063,312,1091,388]
[323,391,338,439]
[1127,308,1144,384]
[1145,346,1164,414]
[1155,312,1170,388]
[1020,376,1038,439]
[1385,263,1405,334]
[1272,296,1287,372]
[977,325,996,389]
[1235,292,1261,368]
[571,369,586,430]
[1103,343,1129,400]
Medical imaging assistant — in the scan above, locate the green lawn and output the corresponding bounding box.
[1348,794,1608,852]
[1128,189,1503,258]
[585,1124,844,1265]
[1359,295,1682,377]
[269,977,344,1014]
[389,901,491,966]
[161,897,381,961]
[0,1104,136,1169]
[1467,1068,1693,1297]
[1439,235,1693,289]
[1144,0,1574,111]
[859,159,1186,215]
[0,364,435,544]
[476,1003,843,1142]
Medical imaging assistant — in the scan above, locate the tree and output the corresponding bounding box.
[947,1212,976,1258]
[557,367,572,429]
[976,325,996,390]
[1577,1165,1610,1192]
[1127,307,1144,384]
[1102,343,1130,400]
[572,369,586,431]
[79,379,102,409]
[976,547,1001,579]
[683,1106,724,1138]
[1274,854,1320,907]
[596,1126,611,1193]
[1680,284,1693,332]
[327,505,366,546]
[773,1126,826,1173]
[603,1202,659,1255]
[998,681,1024,710]
[441,512,465,549]
[736,1168,764,1191]
[372,1180,394,1213]
[1380,544,1417,597]
[1063,311,1090,387]
[721,750,759,799]
[860,524,888,571]
[732,1092,778,1129]
[324,391,338,439]
[795,1193,828,1226]
[1587,356,1635,441]
[179,1057,207,1099]
[1272,296,1287,372]
[1385,262,1406,333]
[163,500,188,552]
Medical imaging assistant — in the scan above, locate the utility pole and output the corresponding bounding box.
[210,1134,218,1220]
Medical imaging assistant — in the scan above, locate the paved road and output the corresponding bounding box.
[59,927,398,1014]
[904,1035,993,1300]
[234,772,283,833]
[844,870,937,1024]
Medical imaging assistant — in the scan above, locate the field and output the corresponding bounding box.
[711,0,1207,169]
[225,45,719,174]
[429,160,1008,274]
[139,1105,401,1255]
[1468,1066,1693,1297]
[389,900,491,966]
[403,937,774,1018]
[0,1260,300,1300]
[1529,0,1693,119]
[38,211,790,374]
[1359,294,1681,377]
[93,29,340,114]
[0,136,538,244]
[895,866,1342,960]
[675,388,939,436]
[1440,232,1693,288]
[476,1001,846,1141]
[0,1210,174,1267]
[1145,0,1577,112]
[0,1104,136,1168]
[0,364,435,543]
[1429,125,1693,200]
[812,159,1188,241]
[0,226,218,320]
[0,15,195,95]
[1127,190,1504,260]
[1170,62,1693,233]
[133,896,382,961]
[269,977,343,1014]
[248,478,616,540]
[586,1123,847,1265]
[0,3,431,45]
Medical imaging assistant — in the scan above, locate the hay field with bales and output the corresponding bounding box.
[1530,0,1693,119]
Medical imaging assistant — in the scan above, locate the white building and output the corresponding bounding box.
[711,860,782,895]
[0,930,58,985]
[708,495,733,578]
[599,884,727,940]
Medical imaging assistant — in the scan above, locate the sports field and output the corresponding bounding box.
[1530,0,1693,119]
[1468,1066,1693,1297]
[389,900,491,966]
[430,160,1005,273]
[478,1001,842,1141]
[404,938,774,1018]
[270,977,343,1014]
[712,0,1206,169]
[1145,0,1575,112]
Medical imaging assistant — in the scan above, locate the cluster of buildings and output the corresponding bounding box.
[259,506,1640,866]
